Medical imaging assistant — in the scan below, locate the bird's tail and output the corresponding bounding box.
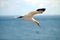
[18,16,23,18]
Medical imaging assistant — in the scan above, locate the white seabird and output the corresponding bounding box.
[18,8,46,27]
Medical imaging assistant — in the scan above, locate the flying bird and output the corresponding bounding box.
[18,8,46,27]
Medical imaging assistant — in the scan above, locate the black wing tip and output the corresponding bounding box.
[18,16,23,18]
[38,24,41,27]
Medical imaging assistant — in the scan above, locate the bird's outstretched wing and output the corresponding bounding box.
[32,18,40,27]
[24,11,38,17]
[18,11,37,19]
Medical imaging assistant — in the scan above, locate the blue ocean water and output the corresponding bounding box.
[0,16,60,40]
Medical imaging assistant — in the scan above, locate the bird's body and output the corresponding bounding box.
[18,8,46,27]
[22,11,38,21]
[18,11,40,27]
[23,16,32,21]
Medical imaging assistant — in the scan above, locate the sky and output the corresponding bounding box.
[0,0,60,16]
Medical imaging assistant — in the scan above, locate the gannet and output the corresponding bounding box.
[18,8,46,27]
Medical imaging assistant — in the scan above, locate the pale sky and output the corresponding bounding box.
[0,0,60,16]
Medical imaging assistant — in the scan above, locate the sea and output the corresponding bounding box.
[0,15,60,40]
